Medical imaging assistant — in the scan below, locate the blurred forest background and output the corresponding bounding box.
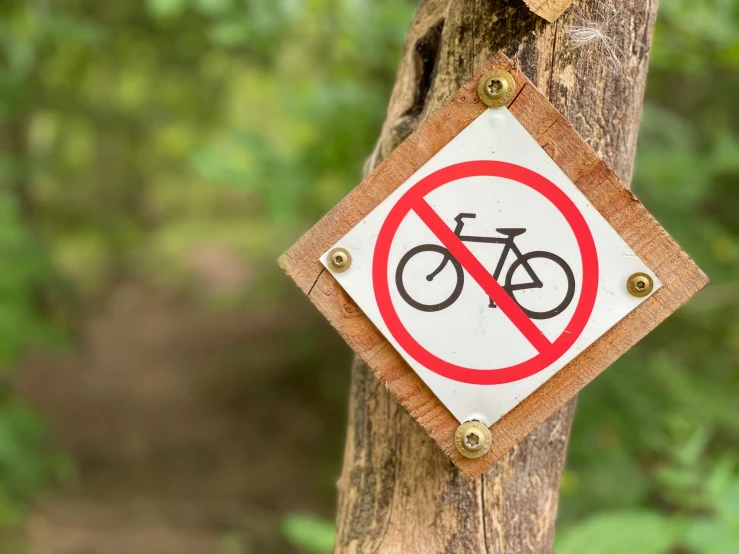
[0,0,737,553]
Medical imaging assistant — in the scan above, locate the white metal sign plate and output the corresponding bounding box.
[321,108,661,426]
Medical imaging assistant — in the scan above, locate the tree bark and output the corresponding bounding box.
[335,1,658,552]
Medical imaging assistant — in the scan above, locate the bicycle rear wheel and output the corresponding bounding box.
[395,245,464,312]
[505,251,575,320]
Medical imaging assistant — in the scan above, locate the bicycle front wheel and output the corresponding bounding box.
[505,251,575,320]
[395,245,464,312]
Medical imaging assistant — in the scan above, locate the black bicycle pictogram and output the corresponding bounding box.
[395,213,576,320]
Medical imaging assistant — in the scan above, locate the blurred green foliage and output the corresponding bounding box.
[0,0,737,551]
[281,514,337,554]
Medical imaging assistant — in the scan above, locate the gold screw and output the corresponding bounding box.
[627,272,654,297]
[455,420,492,459]
[328,248,352,273]
[477,69,515,108]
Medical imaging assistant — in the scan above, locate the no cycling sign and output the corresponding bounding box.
[320,109,661,426]
[373,160,598,386]
[281,55,706,474]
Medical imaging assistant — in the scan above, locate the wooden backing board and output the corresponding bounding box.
[523,0,575,22]
[278,51,708,479]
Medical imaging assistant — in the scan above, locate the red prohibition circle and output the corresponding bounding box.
[372,161,599,385]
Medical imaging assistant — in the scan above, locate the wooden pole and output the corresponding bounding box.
[335,1,658,552]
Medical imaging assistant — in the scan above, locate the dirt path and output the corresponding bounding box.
[15,281,350,553]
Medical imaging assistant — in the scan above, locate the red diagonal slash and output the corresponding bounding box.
[413,199,552,353]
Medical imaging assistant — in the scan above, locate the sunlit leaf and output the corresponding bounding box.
[194,0,234,17]
[146,0,188,18]
[556,512,683,554]
[281,514,335,554]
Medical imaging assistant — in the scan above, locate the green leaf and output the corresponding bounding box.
[146,0,188,18]
[714,478,739,523]
[684,519,739,554]
[556,512,682,554]
[193,0,233,17]
[281,514,335,554]
[208,21,250,47]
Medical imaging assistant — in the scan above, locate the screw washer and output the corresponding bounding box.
[477,68,516,108]
[455,420,492,459]
[328,247,352,273]
[627,272,654,297]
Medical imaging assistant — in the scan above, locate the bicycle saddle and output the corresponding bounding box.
[496,228,526,237]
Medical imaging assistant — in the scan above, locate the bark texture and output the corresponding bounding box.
[336,1,659,552]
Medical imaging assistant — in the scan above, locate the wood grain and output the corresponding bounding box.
[523,0,576,22]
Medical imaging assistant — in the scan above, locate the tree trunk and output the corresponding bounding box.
[335,1,658,552]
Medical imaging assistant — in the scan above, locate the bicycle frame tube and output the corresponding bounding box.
[425,217,494,281]
[426,219,541,291]
[426,232,511,283]
[505,242,542,290]
[457,234,542,291]
[457,234,506,245]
